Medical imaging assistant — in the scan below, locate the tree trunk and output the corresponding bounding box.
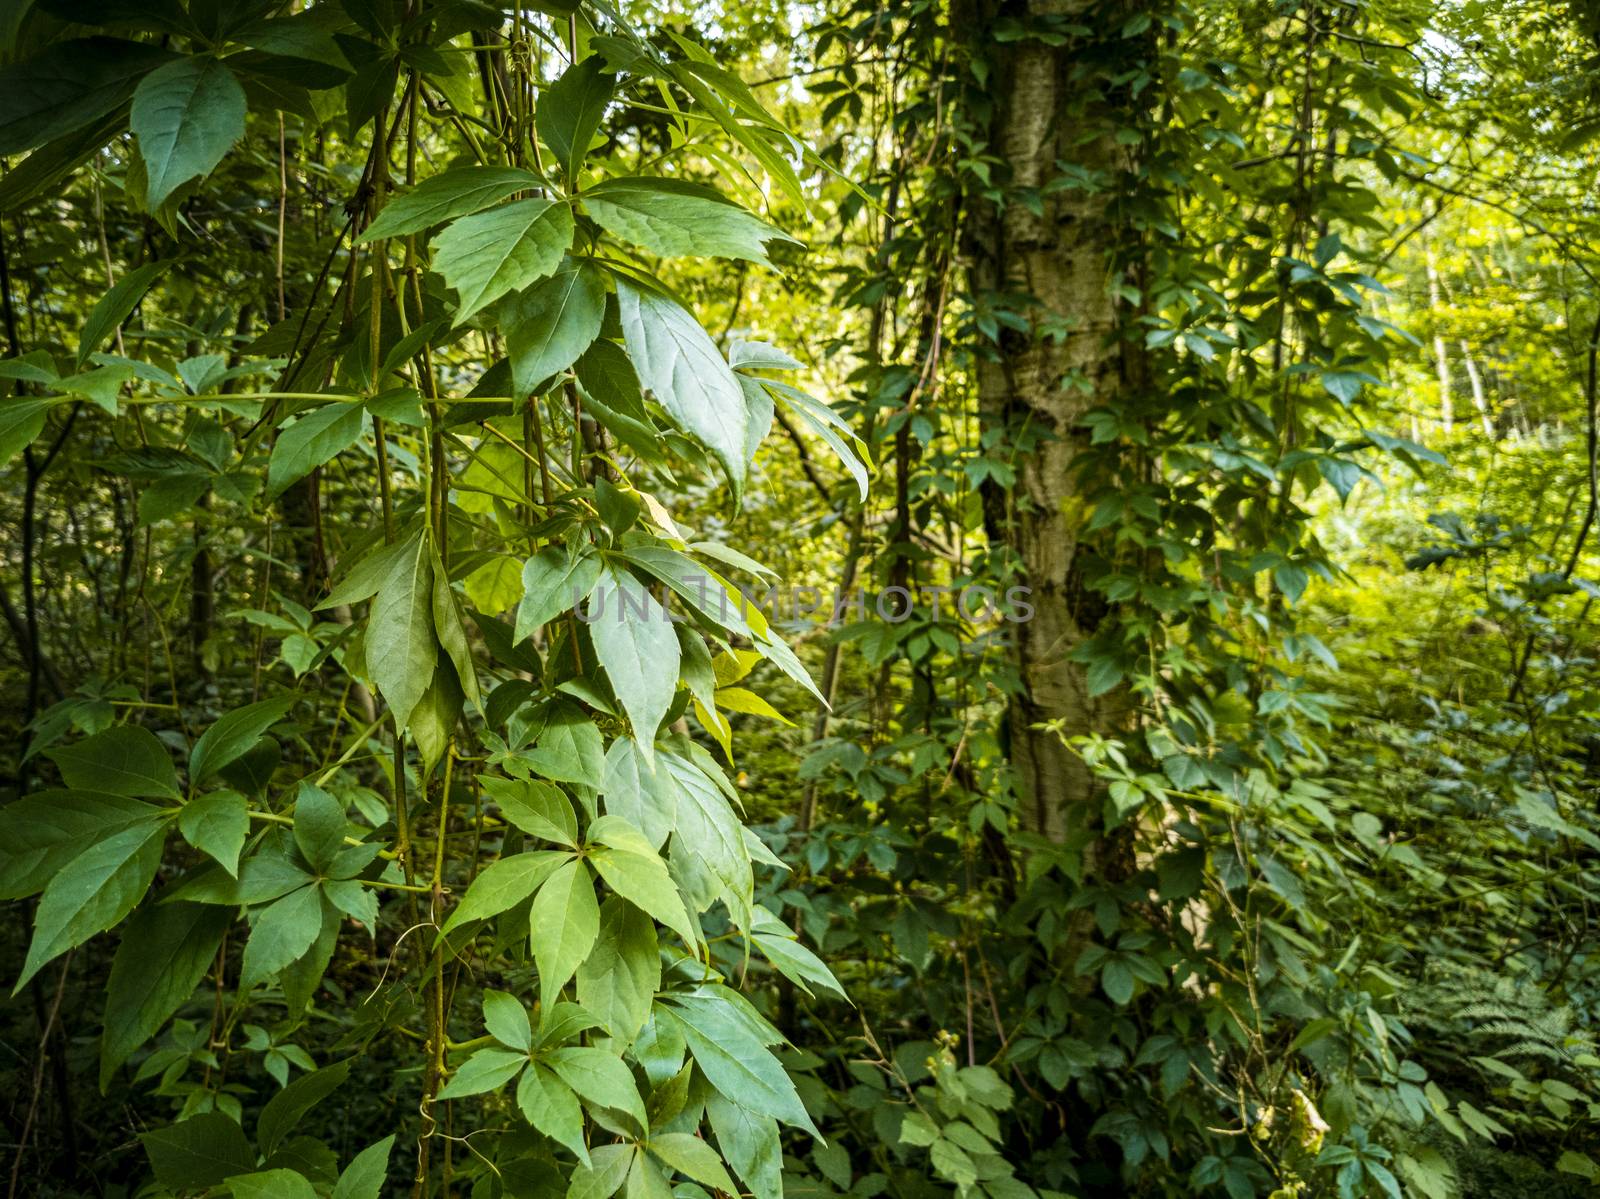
[964,0,1146,844]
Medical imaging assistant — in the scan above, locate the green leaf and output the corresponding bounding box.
[229,1171,319,1199]
[1102,957,1135,1005]
[438,1047,528,1100]
[440,850,571,936]
[616,279,748,496]
[100,901,231,1087]
[292,783,347,873]
[625,1144,674,1199]
[546,1045,646,1128]
[16,816,167,991]
[665,993,816,1133]
[518,1063,589,1164]
[141,1112,255,1191]
[333,1136,396,1199]
[588,564,681,752]
[589,841,696,948]
[234,15,349,71]
[600,738,678,850]
[583,178,796,268]
[0,397,53,467]
[486,776,578,847]
[78,261,167,367]
[268,402,365,499]
[706,1093,782,1199]
[649,1132,737,1193]
[577,897,659,1045]
[506,257,609,395]
[516,546,601,643]
[483,988,532,1052]
[368,530,436,731]
[569,1143,635,1199]
[47,724,179,798]
[0,791,165,900]
[258,1058,353,1156]
[433,198,575,324]
[661,750,752,926]
[431,550,481,710]
[0,38,174,156]
[525,699,606,788]
[241,883,327,989]
[530,858,599,1010]
[178,789,249,874]
[537,55,615,183]
[190,695,296,785]
[358,166,544,243]
[131,57,247,209]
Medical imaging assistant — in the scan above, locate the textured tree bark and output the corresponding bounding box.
[964,0,1145,845]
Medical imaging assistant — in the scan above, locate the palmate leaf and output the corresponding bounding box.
[130,56,247,210]
[433,198,575,324]
[664,991,817,1134]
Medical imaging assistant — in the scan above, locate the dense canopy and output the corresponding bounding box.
[4,1,1600,1197]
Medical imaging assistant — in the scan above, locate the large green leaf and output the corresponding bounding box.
[267,401,365,499]
[258,1058,352,1156]
[615,279,748,496]
[706,1092,782,1199]
[78,261,167,366]
[46,724,179,798]
[359,166,544,243]
[517,1063,589,1164]
[190,695,296,785]
[0,396,54,467]
[437,1047,527,1099]
[515,545,601,643]
[367,530,435,731]
[537,55,615,183]
[240,882,327,988]
[141,1112,255,1191]
[649,1132,738,1193]
[582,178,796,267]
[665,992,816,1133]
[587,817,696,947]
[0,790,160,900]
[131,56,247,209]
[0,38,174,156]
[506,257,609,395]
[524,698,606,788]
[587,564,680,753]
[332,1136,395,1199]
[545,1045,646,1128]
[178,789,249,875]
[432,198,574,324]
[100,901,231,1087]
[576,897,658,1045]
[600,739,678,850]
[16,816,168,990]
[661,750,751,925]
[529,857,598,1010]
[439,849,571,935]
[228,1171,318,1199]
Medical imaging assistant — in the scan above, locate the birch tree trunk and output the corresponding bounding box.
[963,0,1148,844]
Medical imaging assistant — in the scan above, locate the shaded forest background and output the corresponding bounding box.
[4,0,1600,1197]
